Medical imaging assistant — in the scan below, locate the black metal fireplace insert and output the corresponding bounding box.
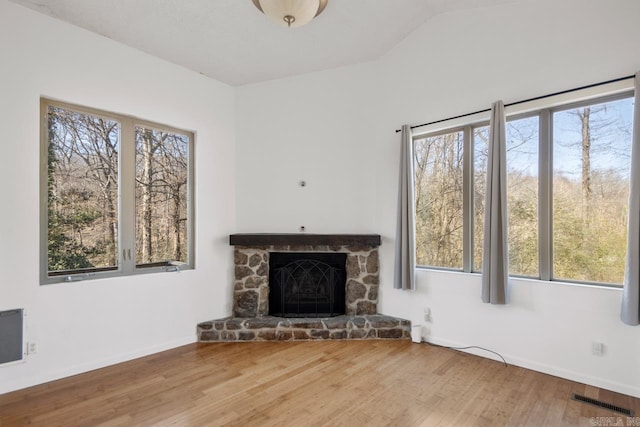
[268,252,346,318]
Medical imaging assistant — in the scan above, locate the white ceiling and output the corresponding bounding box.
[11,0,515,86]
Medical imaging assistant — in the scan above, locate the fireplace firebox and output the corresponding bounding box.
[269,252,346,318]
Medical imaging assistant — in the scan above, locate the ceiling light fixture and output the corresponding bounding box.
[251,0,328,28]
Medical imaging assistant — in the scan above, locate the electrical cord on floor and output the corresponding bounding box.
[421,341,508,367]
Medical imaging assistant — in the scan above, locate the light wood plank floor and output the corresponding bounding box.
[1,341,638,426]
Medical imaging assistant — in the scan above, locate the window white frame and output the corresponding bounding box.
[40,98,195,285]
[413,88,634,288]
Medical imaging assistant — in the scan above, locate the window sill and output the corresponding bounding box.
[415,267,623,291]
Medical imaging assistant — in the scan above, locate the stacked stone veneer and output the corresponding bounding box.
[233,245,380,318]
[198,315,410,342]
[197,235,411,343]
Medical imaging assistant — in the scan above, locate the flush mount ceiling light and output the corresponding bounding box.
[252,0,328,28]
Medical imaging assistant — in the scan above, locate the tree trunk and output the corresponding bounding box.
[105,188,117,266]
[141,129,154,263]
[579,107,592,222]
[172,186,182,261]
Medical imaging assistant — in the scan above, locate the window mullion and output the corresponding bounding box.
[539,110,552,281]
[119,119,136,274]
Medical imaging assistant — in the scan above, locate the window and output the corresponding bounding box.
[414,130,464,269]
[552,97,633,284]
[41,99,194,284]
[413,91,634,286]
[506,116,539,277]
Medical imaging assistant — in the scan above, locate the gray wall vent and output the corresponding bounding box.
[0,309,24,364]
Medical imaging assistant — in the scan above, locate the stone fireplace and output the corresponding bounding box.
[197,234,410,342]
[231,233,381,318]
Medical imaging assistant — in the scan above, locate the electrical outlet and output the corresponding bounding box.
[592,341,604,356]
[27,341,38,355]
[423,307,431,322]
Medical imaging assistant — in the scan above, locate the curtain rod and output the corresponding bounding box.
[395,74,636,133]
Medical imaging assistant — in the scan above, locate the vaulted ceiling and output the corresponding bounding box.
[11,0,516,86]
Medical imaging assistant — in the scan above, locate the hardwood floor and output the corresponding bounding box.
[1,341,638,426]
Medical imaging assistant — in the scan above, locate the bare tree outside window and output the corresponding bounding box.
[473,118,539,277]
[412,91,633,287]
[42,100,194,284]
[47,106,119,274]
[506,116,539,277]
[473,126,489,271]
[135,127,189,266]
[414,131,464,269]
[553,97,633,284]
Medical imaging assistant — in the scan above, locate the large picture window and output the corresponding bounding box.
[41,99,194,284]
[413,91,634,286]
[552,97,633,284]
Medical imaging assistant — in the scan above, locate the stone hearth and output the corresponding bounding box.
[197,234,410,342]
[197,315,411,342]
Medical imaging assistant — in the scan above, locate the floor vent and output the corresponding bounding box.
[571,393,634,416]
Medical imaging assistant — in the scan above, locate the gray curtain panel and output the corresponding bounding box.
[482,101,509,304]
[621,72,640,326]
[394,125,416,290]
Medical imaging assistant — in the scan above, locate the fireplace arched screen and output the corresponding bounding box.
[269,253,346,318]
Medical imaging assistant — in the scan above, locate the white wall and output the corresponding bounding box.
[237,0,640,397]
[0,0,235,394]
[236,61,381,234]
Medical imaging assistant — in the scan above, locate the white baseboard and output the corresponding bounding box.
[425,336,640,399]
[1,335,196,395]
